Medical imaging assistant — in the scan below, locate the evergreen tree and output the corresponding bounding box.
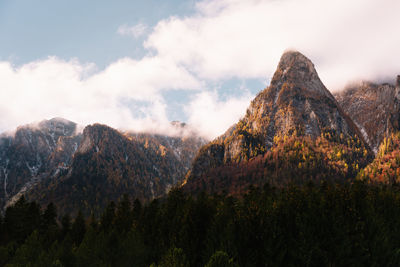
[4,196,32,243]
[41,202,57,231]
[60,213,72,240]
[75,228,104,267]
[114,194,132,233]
[9,230,43,265]
[57,234,77,267]
[41,202,59,248]
[205,251,237,267]
[71,211,86,245]
[159,247,189,267]
[100,201,116,232]
[132,198,142,223]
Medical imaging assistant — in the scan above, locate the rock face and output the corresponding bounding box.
[127,132,206,186]
[0,118,205,214]
[15,123,205,215]
[244,51,363,145]
[186,51,368,183]
[335,80,400,154]
[0,118,81,209]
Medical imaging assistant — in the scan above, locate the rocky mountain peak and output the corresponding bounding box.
[396,75,400,88]
[1,118,205,214]
[242,51,361,147]
[276,50,317,79]
[185,51,369,185]
[335,78,400,154]
[77,124,119,154]
[0,118,81,209]
[82,123,113,139]
[270,50,333,100]
[37,117,77,137]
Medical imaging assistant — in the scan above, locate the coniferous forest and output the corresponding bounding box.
[2,182,400,266]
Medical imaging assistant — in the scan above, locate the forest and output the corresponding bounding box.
[2,181,400,266]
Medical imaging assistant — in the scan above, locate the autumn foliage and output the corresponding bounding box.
[359,132,400,184]
[185,129,372,195]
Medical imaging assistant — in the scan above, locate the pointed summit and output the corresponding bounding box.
[276,50,317,79]
[269,50,334,102]
[185,50,371,192]
[242,50,362,147]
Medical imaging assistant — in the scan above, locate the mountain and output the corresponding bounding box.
[20,123,204,215]
[0,118,205,215]
[334,76,400,154]
[3,51,396,213]
[0,118,80,209]
[184,51,372,194]
[338,76,400,185]
[358,132,400,184]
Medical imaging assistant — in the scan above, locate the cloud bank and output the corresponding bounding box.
[0,57,201,135]
[1,0,400,139]
[146,0,400,88]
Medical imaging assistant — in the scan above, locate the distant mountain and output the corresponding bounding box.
[0,118,80,209]
[336,76,400,185]
[334,76,400,154]
[0,119,205,215]
[184,51,372,194]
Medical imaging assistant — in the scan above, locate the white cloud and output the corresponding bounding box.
[146,0,400,90]
[117,23,148,38]
[0,57,201,134]
[186,90,254,138]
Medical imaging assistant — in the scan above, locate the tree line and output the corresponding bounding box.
[2,181,400,266]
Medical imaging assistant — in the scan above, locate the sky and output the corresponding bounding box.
[0,0,399,139]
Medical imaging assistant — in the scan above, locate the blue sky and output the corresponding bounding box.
[0,0,399,138]
[0,0,195,67]
[0,0,264,137]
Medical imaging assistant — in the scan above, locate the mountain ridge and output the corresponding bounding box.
[184,50,373,194]
[0,118,81,209]
[0,118,205,214]
[335,79,400,154]
[2,50,400,213]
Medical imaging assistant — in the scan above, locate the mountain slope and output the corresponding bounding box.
[184,51,371,194]
[334,77,400,154]
[0,118,80,209]
[24,123,205,215]
[358,132,400,184]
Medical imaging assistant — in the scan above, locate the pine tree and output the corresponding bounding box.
[60,214,71,240]
[114,194,132,233]
[205,251,238,267]
[100,201,116,232]
[159,247,189,267]
[41,202,57,232]
[71,211,86,245]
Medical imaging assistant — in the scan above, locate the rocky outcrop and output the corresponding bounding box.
[241,51,363,145]
[0,118,81,209]
[335,80,400,154]
[22,123,205,216]
[0,118,205,214]
[186,51,369,184]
